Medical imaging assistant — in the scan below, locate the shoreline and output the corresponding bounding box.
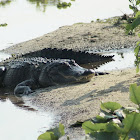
[24,67,139,140]
[2,20,140,139]
[2,21,139,55]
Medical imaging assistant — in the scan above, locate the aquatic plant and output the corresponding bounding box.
[57,2,71,9]
[37,84,140,140]
[0,0,11,7]
[0,23,7,27]
[125,0,140,72]
[37,123,65,140]
[129,0,140,15]
[82,84,140,139]
[27,0,73,12]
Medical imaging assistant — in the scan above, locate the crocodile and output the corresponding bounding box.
[0,57,95,96]
[10,48,114,65]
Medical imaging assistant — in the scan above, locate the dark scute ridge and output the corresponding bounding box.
[21,48,114,64]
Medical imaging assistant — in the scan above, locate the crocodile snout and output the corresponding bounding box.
[82,69,95,76]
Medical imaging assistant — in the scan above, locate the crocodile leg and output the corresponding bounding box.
[14,79,38,96]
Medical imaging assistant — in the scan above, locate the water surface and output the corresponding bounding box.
[0,0,132,49]
[97,48,136,71]
[0,1,137,139]
[0,93,54,140]
[0,49,136,140]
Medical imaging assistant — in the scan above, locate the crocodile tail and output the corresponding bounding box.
[22,48,114,64]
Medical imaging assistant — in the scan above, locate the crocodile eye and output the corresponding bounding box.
[69,60,75,65]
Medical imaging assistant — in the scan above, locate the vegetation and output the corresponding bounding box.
[0,0,11,7]
[57,2,71,9]
[129,0,140,15]
[0,23,7,27]
[37,123,65,140]
[37,84,140,140]
[37,1,140,140]
[82,84,140,140]
[27,0,73,12]
[126,0,140,72]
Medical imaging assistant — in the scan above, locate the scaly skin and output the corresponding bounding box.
[7,48,113,65]
[0,57,95,96]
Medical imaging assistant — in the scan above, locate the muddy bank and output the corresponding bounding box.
[2,21,139,55]
[22,68,139,140]
[2,20,140,139]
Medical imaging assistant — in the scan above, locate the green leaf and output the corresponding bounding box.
[58,123,65,136]
[37,132,56,140]
[106,122,120,132]
[129,129,140,140]
[49,123,65,138]
[135,11,140,18]
[136,0,140,5]
[83,121,120,139]
[129,5,134,10]
[38,123,65,140]
[89,132,119,140]
[121,112,140,134]
[126,16,140,33]
[129,84,140,105]
[82,121,107,134]
[67,136,70,140]
[92,115,109,123]
[0,23,7,27]
[136,41,140,47]
[100,102,122,112]
[136,65,139,73]
[134,44,140,57]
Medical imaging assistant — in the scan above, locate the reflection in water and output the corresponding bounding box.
[0,48,136,140]
[0,0,72,11]
[0,89,55,140]
[28,0,59,6]
[0,0,11,7]
[0,90,36,111]
[96,48,136,71]
[27,0,72,12]
[0,23,8,27]
[0,0,132,49]
[83,48,135,71]
[27,0,58,12]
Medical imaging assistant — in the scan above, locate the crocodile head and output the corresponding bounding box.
[39,60,95,87]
